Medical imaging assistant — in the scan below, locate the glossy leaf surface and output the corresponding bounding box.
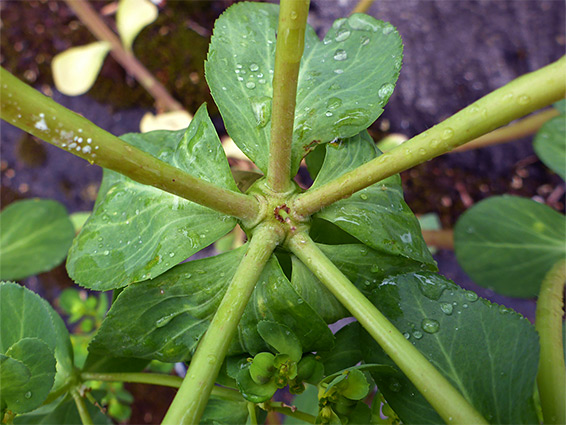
[200,396,249,425]
[362,272,539,424]
[0,199,75,280]
[90,247,333,362]
[311,132,435,266]
[67,105,238,290]
[454,196,566,297]
[206,3,402,174]
[533,114,566,180]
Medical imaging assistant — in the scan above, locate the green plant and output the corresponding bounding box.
[1,1,565,425]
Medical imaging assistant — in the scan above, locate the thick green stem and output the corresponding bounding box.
[453,108,559,153]
[71,389,94,425]
[80,372,242,402]
[288,233,488,425]
[64,0,183,112]
[0,68,260,224]
[350,0,375,15]
[267,0,310,193]
[266,402,316,424]
[161,224,282,425]
[535,259,566,425]
[293,56,566,217]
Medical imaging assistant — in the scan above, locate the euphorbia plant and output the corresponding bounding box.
[1,1,565,424]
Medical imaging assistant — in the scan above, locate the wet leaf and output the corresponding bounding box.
[117,0,158,52]
[362,272,539,424]
[318,322,363,376]
[52,42,111,96]
[206,3,402,175]
[257,321,302,362]
[67,105,238,290]
[200,395,249,425]
[454,196,566,297]
[311,132,435,267]
[90,247,334,362]
[533,114,566,180]
[0,199,75,280]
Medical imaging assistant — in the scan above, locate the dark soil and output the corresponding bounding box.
[1,0,565,422]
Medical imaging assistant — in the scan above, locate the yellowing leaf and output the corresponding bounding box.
[117,0,158,52]
[140,110,192,132]
[51,41,111,96]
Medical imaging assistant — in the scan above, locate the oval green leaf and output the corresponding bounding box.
[206,3,402,175]
[533,114,566,180]
[0,199,75,280]
[362,272,539,424]
[117,0,158,52]
[454,195,566,297]
[67,105,238,290]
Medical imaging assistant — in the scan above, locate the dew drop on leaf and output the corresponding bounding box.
[250,96,272,128]
[326,97,343,110]
[24,391,32,399]
[440,302,453,315]
[378,83,394,100]
[249,63,259,71]
[348,14,380,32]
[246,81,256,89]
[421,318,440,334]
[333,49,347,61]
[156,314,174,328]
[412,330,423,339]
[335,28,351,42]
[415,274,447,300]
[360,193,368,200]
[360,36,370,46]
[388,378,401,392]
[463,291,478,302]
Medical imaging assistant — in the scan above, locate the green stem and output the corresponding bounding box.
[161,224,282,425]
[267,0,310,193]
[350,0,375,15]
[452,107,559,153]
[293,56,566,217]
[248,403,259,425]
[80,372,242,402]
[265,402,316,424]
[535,259,566,425]
[71,389,94,425]
[64,0,183,112]
[288,232,488,425]
[0,68,260,224]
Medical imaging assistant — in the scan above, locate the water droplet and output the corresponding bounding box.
[335,28,351,42]
[440,302,453,315]
[412,330,423,339]
[348,14,380,32]
[156,314,174,328]
[325,111,333,117]
[421,318,440,334]
[250,96,272,128]
[464,291,478,302]
[517,94,531,105]
[334,108,369,127]
[403,332,410,339]
[415,274,447,300]
[430,139,440,148]
[245,81,256,89]
[360,36,370,46]
[441,128,454,140]
[360,193,368,200]
[419,148,427,156]
[24,391,32,399]
[249,63,259,72]
[169,252,175,258]
[498,305,511,314]
[388,378,401,392]
[326,97,342,110]
[103,250,109,256]
[382,24,394,35]
[333,49,347,61]
[360,247,368,256]
[333,69,344,74]
[378,83,394,100]
[290,10,298,20]
[370,264,381,273]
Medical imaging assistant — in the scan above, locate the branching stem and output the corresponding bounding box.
[71,389,94,425]
[267,0,310,193]
[535,259,566,425]
[264,402,317,424]
[0,68,260,223]
[288,232,488,425]
[161,224,282,425]
[64,0,183,112]
[293,56,566,217]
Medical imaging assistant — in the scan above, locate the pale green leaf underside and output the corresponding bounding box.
[90,247,333,362]
[312,131,435,266]
[454,195,566,298]
[206,3,402,174]
[362,272,539,425]
[533,114,566,180]
[67,105,239,290]
[0,199,75,280]
[2,338,57,414]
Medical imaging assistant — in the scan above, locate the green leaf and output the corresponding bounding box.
[200,396,249,425]
[236,367,278,403]
[82,353,149,373]
[250,352,276,385]
[340,369,370,401]
[361,272,540,424]
[554,99,566,114]
[13,393,111,425]
[1,355,32,405]
[257,321,302,362]
[206,3,402,175]
[454,196,566,297]
[0,199,75,280]
[90,247,334,362]
[2,338,57,414]
[311,132,435,267]
[284,384,319,425]
[318,323,363,376]
[67,104,238,290]
[533,114,566,180]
